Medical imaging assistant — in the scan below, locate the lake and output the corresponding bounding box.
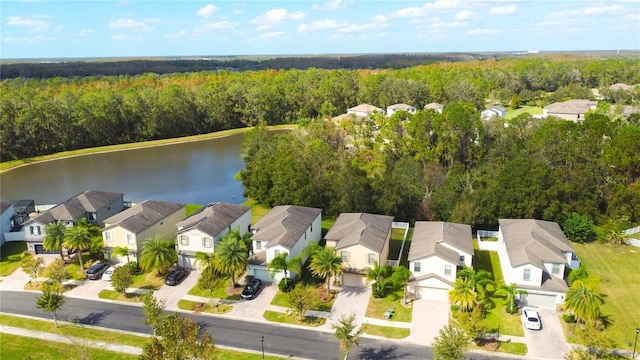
[0,133,247,206]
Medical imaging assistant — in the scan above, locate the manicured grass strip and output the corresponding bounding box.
[473,250,504,285]
[470,340,528,356]
[98,289,145,302]
[365,290,412,322]
[362,324,410,339]
[482,295,524,337]
[263,310,326,327]
[177,299,233,314]
[270,290,335,312]
[0,314,149,347]
[0,241,28,276]
[0,333,138,360]
[187,275,242,300]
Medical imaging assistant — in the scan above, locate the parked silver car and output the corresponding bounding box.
[521,307,541,330]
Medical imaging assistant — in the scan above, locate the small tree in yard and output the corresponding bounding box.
[140,312,216,360]
[432,325,471,360]
[142,292,166,335]
[111,266,133,295]
[288,283,318,321]
[198,269,219,297]
[35,281,65,328]
[563,213,593,243]
[45,258,70,284]
[332,312,363,360]
[22,255,45,285]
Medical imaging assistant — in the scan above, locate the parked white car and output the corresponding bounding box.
[521,307,541,330]
[102,264,123,281]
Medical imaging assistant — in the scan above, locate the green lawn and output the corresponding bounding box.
[187,275,242,300]
[469,340,528,356]
[389,227,408,264]
[263,310,326,327]
[270,289,335,312]
[185,204,204,217]
[506,106,543,120]
[0,241,28,276]
[473,249,504,285]
[98,289,145,302]
[177,299,233,314]
[130,271,165,290]
[0,333,138,360]
[572,242,640,350]
[365,290,412,322]
[362,324,410,338]
[243,198,271,224]
[482,295,524,337]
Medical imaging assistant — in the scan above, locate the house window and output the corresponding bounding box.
[523,268,531,281]
[203,237,212,248]
[180,235,189,246]
[30,226,41,235]
[460,255,465,262]
[88,213,97,221]
[104,232,112,242]
[367,253,375,265]
[444,265,452,276]
[552,264,561,275]
[341,251,348,262]
[274,250,280,257]
[414,262,421,273]
[127,234,135,244]
[255,241,262,251]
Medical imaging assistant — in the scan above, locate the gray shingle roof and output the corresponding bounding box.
[30,190,124,225]
[544,99,598,116]
[103,200,185,234]
[499,219,573,269]
[252,205,322,250]
[408,221,473,262]
[388,103,416,110]
[324,213,394,253]
[176,203,250,237]
[424,102,444,111]
[347,103,383,113]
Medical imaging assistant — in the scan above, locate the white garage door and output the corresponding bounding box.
[179,255,197,269]
[342,273,367,288]
[253,269,273,283]
[416,286,450,302]
[522,293,557,308]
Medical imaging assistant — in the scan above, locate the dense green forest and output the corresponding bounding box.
[2,56,639,162]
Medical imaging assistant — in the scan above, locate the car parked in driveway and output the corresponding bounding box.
[521,307,541,330]
[165,268,188,286]
[86,262,110,280]
[102,264,123,281]
[241,279,262,300]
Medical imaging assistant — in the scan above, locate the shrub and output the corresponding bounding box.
[371,283,386,298]
[450,304,460,312]
[279,278,295,293]
[563,313,577,323]
[124,261,141,275]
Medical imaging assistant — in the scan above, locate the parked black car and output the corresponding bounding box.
[86,262,110,280]
[165,268,188,286]
[241,279,262,300]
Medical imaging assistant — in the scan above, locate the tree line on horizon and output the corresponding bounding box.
[1,56,639,162]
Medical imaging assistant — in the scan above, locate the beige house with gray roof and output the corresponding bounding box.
[424,102,444,113]
[175,202,252,269]
[102,200,186,264]
[497,219,580,308]
[247,205,322,283]
[324,213,394,287]
[407,221,473,302]
[543,99,598,122]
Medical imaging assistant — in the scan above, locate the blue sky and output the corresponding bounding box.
[2,0,639,59]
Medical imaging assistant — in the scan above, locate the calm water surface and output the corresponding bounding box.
[0,133,247,205]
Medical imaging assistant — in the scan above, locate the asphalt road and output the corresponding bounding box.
[0,290,513,360]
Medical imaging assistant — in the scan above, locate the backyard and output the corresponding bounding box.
[0,241,28,276]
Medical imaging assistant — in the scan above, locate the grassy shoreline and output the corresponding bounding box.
[0,125,297,173]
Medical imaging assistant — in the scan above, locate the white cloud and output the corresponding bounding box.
[251,9,305,31]
[111,34,142,41]
[312,0,353,10]
[466,28,501,35]
[4,35,56,44]
[373,14,387,22]
[416,20,466,34]
[391,6,426,18]
[6,16,56,33]
[261,31,286,39]
[78,28,92,36]
[392,0,462,18]
[454,10,473,20]
[109,18,159,32]
[197,4,218,18]
[166,21,239,41]
[338,22,387,33]
[426,0,460,10]
[583,5,623,15]
[488,5,517,15]
[297,19,346,33]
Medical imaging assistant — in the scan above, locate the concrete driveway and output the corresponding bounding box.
[323,286,371,329]
[228,282,278,320]
[523,308,570,359]
[407,299,449,345]
[156,268,200,309]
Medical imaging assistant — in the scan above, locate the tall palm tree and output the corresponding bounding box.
[194,251,216,272]
[63,223,93,270]
[268,252,294,282]
[457,267,495,301]
[139,235,177,274]
[214,229,247,287]
[365,261,392,296]
[309,246,343,293]
[448,277,478,311]
[564,282,604,324]
[496,283,527,313]
[112,246,131,263]
[43,221,68,260]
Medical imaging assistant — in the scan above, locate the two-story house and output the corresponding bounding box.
[387,103,417,117]
[324,213,394,287]
[24,190,124,254]
[175,202,252,269]
[481,106,507,121]
[246,205,322,283]
[407,221,474,302]
[497,219,581,308]
[102,200,186,264]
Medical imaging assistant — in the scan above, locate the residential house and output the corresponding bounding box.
[1,199,35,246]
[175,202,252,269]
[407,221,474,302]
[481,106,507,121]
[347,103,384,118]
[23,190,124,254]
[324,213,394,287]
[102,200,186,264]
[424,102,444,113]
[497,219,581,308]
[387,103,417,117]
[609,83,633,91]
[247,205,322,283]
[543,99,598,122]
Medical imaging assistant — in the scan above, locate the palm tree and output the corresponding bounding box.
[43,221,68,261]
[139,235,177,274]
[457,267,495,301]
[268,252,294,282]
[214,229,247,287]
[309,246,343,293]
[496,283,527,313]
[194,251,216,272]
[112,246,131,263]
[365,261,391,296]
[564,282,604,324]
[63,223,93,270]
[448,277,477,311]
